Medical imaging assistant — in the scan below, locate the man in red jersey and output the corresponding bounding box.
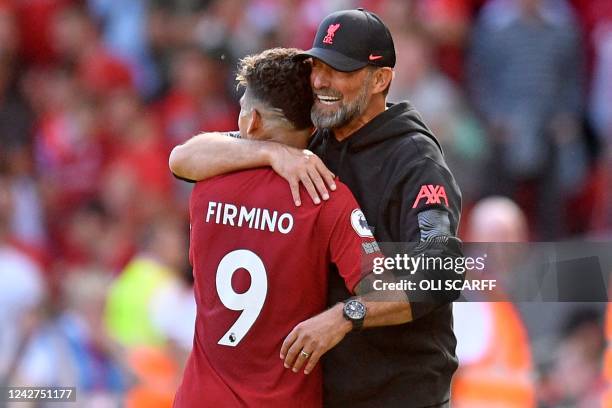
[173,48,407,407]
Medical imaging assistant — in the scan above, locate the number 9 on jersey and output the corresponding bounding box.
[216,249,268,346]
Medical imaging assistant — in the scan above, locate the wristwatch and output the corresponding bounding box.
[342,299,366,331]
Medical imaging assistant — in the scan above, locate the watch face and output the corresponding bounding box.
[345,300,366,320]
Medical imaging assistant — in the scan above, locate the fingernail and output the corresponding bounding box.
[295,201,301,206]
[284,364,289,368]
[280,354,284,359]
[331,184,337,190]
[322,194,329,200]
[304,370,310,375]
[292,368,298,373]
[314,198,321,204]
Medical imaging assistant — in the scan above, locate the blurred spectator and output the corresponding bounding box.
[51,5,133,96]
[101,91,174,225]
[389,28,488,204]
[587,13,612,233]
[589,156,612,235]
[13,0,74,66]
[603,303,612,407]
[570,0,612,77]
[538,309,605,407]
[453,196,536,408]
[156,45,237,148]
[149,266,196,357]
[193,0,261,60]
[0,6,47,250]
[51,201,114,270]
[0,1,608,404]
[243,0,322,51]
[0,3,32,152]
[1,180,125,403]
[54,269,127,403]
[5,133,46,254]
[104,216,193,348]
[6,268,129,406]
[466,196,529,242]
[590,24,612,151]
[375,0,473,81]
[124,346,180,408]
[0,173,45,386]
[33,71,104,214]
[87,0,160,98]
[467,0,587,238]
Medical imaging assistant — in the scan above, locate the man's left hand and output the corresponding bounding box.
[280,303,351,375]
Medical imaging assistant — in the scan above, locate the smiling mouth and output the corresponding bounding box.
[316,94,341,105]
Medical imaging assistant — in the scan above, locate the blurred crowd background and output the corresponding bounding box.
[0,0,611,406]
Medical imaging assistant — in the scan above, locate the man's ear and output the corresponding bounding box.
[247,108,262,136]
[372,67,393,95]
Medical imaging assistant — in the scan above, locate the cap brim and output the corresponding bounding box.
[296,48,367,72]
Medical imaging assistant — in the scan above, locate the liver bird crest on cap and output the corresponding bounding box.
[323,23,341,44]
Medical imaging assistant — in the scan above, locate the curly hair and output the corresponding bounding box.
[236,48,313,130]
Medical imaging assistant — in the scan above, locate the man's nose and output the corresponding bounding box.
[311,68,330,90]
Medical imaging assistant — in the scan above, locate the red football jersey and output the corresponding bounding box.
[174,168,380,408]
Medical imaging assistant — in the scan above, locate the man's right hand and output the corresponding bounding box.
[267,143,336,206]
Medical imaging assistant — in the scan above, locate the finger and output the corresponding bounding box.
[316,162,336,191]
[280,329,298,359]
[299,173,321,205]
[284,338,305,369]
[288,180,301,207]
[303,349,323,375]
[292,349,313,373]
[307,167,329,201]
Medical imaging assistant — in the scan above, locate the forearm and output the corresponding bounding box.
[362,300,412,328]
[280,285,411,374]
[353,272,413,327]
[316,300,411,340]
[168,132,274,181]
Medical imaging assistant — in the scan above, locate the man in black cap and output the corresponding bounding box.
[170,8,463,408]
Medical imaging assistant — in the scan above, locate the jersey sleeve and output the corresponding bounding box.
[320,183,382,294]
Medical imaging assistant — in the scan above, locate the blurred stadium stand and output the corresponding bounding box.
[0,0,610,406]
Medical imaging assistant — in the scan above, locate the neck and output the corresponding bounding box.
[333,96,387,142]
[252,126,310,149]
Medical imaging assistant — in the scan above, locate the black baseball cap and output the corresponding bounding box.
[298,8,396,72]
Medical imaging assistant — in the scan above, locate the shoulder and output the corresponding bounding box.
[317,181,372,239]
[382,132,446,178]
[198,167,277,184]
[322,179,353,205]
[319,179,360,216]
[403,133,444,160]
[192,168,282,196]
[329,179,353,198]
[385,136,460,204]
